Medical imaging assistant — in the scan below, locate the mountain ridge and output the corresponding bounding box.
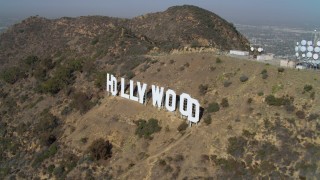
[0,5,249,66]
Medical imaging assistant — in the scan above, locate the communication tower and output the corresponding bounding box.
[295,30,320,69]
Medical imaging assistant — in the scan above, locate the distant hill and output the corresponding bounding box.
[129,5,249,50]
[0,5,249,66]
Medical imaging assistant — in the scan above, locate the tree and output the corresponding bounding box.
[88,139,112,161]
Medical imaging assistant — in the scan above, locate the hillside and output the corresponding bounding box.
[129,5,249,50]
[0,5,248,66]
[0,5,319,180]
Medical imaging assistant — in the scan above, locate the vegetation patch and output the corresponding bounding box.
[177,122,188,132]
[207,102,220,113]
[0,66,25,84]
[70,91,94,114]
[265,95,292,106]
[135,118,162,139]
[32,144,58,168]
[198,84,208,95]
[88,138,112,161]
[239,75,248,82]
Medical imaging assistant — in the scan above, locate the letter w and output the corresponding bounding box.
[151,85,164,108]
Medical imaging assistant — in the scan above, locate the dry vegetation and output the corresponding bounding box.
[0,5,319,180]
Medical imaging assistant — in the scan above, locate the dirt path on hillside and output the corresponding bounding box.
[119,131,192,180]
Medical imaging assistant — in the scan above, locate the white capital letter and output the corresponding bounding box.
[179,93,190,117]
[152,85,164,108]
[187,98,200,123]
[165,89,176,112]
[130,80,139,102]
[106,73,117,96]
[137,81,147,104]
[121,78,130,99]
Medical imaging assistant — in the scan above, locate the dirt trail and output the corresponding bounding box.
[119,131,192,180]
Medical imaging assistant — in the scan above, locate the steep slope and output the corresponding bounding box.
[0,5,249,66]
[129,5,249,50]
[0,16,152,65]
[3,5,318,180]
[1,52,320,179]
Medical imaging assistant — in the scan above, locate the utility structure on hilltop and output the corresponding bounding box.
[295,30,320,69]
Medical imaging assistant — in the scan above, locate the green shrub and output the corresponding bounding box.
[125,71,135,79]
[207,102,220,113]
[262,73,268,79]
[71,92,94,114]
[258,91,264,96]
[39,78,62,94]
[135,118,161,139]
[177,121,188,132]
[216,57,222,63]
[33,67,47,81]
[261,69,267,74]
[36,111,59,132]
[308,113,319,121]
[310,92,315,99]
[53,166,65,178]
[221,98,229,107]
[227,136,247,158]
[38,60,83,94]
[32,144,58,167]
[81,137,88,144]
[210,66,216,71]
[47,164,55,174]
[88,139,112,161]
[198,84,208,95]
[94,71,107,90]
[91,37,99,45]
[140,64,150,72]
[296,110,305,119]
[23,55,39,67]
[223,81,232,87]
[242,130,256,139]
[265,95,291,106]
[278,67,285,73]
[0,67,25,84]
[24,55,39,66]
[240,75,248,82]
[304,85,313,92]
[204,115,212,125]
[285,103,295,113]
[82,60,96,76]
[191,40,200,48]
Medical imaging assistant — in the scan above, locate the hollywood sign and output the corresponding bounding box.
[106,74,200,123]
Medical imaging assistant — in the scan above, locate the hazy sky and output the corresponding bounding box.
[1,0,320,27]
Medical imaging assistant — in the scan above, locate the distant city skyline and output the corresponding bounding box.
[0,0,320,27]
